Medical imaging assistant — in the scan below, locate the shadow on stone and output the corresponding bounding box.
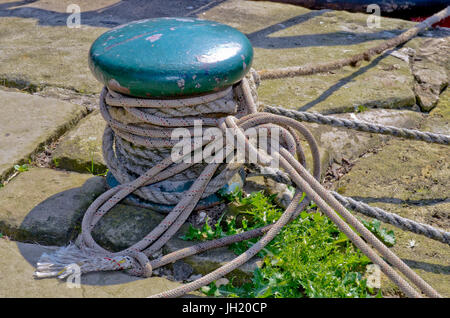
[15,174,256,286]
[18,176,108,246]
[0,0,228,28]
[402,258,450,275]
[297,50,397,112]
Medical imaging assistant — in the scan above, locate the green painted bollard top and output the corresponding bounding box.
[89,17,254,98]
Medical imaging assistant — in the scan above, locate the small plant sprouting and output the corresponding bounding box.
[360,219,396,247]
[52,157,60,168]
[86,152,108,177]
[355,105,369,113]
[14,163,29,173]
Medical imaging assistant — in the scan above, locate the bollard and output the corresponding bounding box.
[88,18,254,212]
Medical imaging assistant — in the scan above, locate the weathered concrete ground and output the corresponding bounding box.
[0,0,448,297]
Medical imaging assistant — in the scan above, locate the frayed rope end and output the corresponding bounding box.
[33,243,134,280]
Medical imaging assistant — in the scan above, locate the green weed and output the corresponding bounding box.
[183,189,393,298]
[86,152,108,176]
[14,163,29,172]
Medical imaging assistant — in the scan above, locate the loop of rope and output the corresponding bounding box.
[35,74,442,298]
[34,7,450,298]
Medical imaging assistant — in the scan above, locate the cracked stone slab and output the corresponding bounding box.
[422,87,450,135]
[52,111,107,174]
[333,135,450,296]
[406,33,450,112]
[0,168,106,244]
[0,166,254,281]
[0,239,185,298]
[0,89,87,182]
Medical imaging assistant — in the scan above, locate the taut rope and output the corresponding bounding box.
[36,74,444,298]
[257,6,450,80]
[34,7,450,298]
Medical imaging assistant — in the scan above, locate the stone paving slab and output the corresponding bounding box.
[202,0,423,113]
[333,132,450,296]
[0,168,105,244]
[2,0,447,114]
[0,0,232,94]
[52,111,107,174]
[0,89,87,182]
[0,16,106,94]
[0,239,185,298]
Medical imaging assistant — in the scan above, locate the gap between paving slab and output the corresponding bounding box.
[0,167,257,282]
[2,0,448,114]
[0,89,89,183]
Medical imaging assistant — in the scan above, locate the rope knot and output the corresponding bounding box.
[127,251,153,278]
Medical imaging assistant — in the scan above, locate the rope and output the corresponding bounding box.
[331,192,450,245]
[264,105,450,145]
[34,6,450,298]
[247,166,450,245]
[257,6,450,80]
[34,75,443,298]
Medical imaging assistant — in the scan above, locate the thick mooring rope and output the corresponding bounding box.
[257,6,450,80]
[253,168,450,245]
[35,7,450,298]
[35,75,443,298]
[264,105,450,145]
[331,192,450,245]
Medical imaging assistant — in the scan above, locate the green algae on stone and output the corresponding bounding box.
[52,111,107,174]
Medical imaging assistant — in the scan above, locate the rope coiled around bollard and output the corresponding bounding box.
[33,6,450,298]
[34,73,443,298]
